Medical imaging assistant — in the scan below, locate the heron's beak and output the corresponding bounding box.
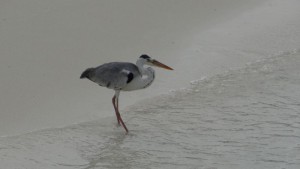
[151,59,173,70]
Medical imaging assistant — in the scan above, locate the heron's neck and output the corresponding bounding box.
[136,61,148,75]
[136,60,155,88]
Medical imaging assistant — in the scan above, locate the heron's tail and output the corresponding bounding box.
[80,68,95,79]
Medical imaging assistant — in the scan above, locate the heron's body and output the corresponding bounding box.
[80,54,173,133]
[82,62,154,91]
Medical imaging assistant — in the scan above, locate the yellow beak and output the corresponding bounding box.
[151,60,173,70]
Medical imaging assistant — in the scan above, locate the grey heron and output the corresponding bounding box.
[80,54,173,133]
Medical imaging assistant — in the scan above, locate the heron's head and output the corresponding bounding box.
[138,54,173,70]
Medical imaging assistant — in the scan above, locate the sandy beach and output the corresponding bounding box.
[0,0,300,168]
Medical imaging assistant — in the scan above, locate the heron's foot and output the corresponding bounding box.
[115,121,121,127]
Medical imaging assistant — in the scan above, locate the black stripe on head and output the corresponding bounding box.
[139,54,150,60]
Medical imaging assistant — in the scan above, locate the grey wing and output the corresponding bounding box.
[92,62,140,90]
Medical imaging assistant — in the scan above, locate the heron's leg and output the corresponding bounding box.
[114,91,128,133]
[112,95,120,125]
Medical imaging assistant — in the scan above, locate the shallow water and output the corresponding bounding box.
[1,51,300,169]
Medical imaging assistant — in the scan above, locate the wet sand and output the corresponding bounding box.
[1,1,300,168]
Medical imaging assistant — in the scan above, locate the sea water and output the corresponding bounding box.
[0,50,300,169]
